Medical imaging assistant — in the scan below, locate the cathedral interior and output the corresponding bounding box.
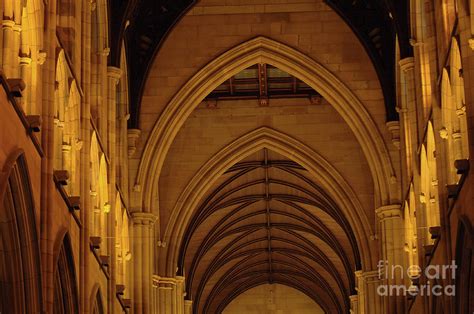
[0,0,473,313]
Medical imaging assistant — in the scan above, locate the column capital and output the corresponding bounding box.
[399,57,414,72]
[376,204,402,220]
[132,212,157,225]
[153,275,178,287]
[19,56,32,66]
[2,19,16,28]
[107,66,122,82]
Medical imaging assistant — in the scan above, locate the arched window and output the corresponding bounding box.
[440,38,469,184]
[54,50,81,194]
[99,154,109,253]
[115,194,131,295]
[53,233,79,314]
[404,184,418,279]
[63,80,81,195]
[91,287,105,314]
[90,132,101,237]
[449,38,469,160]
[420,124,440,244]
[0,152,43,313]
[90,133,109,254]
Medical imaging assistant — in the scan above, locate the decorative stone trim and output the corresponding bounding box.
[107,66,122,83]
[127,128,141,157]
[376,204,402,220]
[399,57,415,72]
[132,212,157,225]
[386,121,400,149]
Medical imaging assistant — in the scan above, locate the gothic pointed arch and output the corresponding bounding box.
[53,231,79,314]
[137,36,396,218]
[0,150,43,313]
[90,284,105,314]
[162,127,375,278]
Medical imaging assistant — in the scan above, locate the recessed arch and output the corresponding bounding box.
[136,36,396,217]
[161,127,376,279]
[0,150,43,313]
[90,284,105,314]
[53,230,79,314]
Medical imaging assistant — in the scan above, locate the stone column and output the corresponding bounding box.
[106,66,121,313]
[19,56,32,112]
[184,300,193,314]
[12,22,21,76]
[2,19,16,77]
[132,212,157,314]
[152,276,187,314]
[398,57,416,183]
[350,295,359,313]
[175,276,185,314]
[355,270,382,314]
[376,205,405,313]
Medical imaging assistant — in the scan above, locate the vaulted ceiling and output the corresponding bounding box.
[108,0,411,128]
[177,149,361,313]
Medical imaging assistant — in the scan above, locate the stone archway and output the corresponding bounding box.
[136,36,396,218]
[161,127,376,278]
[0,150,43,313]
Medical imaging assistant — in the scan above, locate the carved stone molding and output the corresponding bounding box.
[376,204,402,221]
[386,121,400,149]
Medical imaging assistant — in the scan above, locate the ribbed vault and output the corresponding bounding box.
[179,149,361,314]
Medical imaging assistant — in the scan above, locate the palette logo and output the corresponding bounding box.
[376,260,457,296]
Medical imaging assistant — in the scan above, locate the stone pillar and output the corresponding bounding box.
[152,276,187,314]
[350,295,359,314]
[398,57,417,185]
[2,19,16,77]
[376,205,405,313]
[19,56,32,112]
[355,270,382,314]
[175,276,185,314]
[132,212,157,314]
[184,300,193,314]
[12,22,21,76]
[106,66,121,313]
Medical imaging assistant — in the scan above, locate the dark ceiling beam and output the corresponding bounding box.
[184,204,356,294]
[192,236,349,308]
[186,217,352,294]
[276,165,362,268]
[179,156,362,311]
